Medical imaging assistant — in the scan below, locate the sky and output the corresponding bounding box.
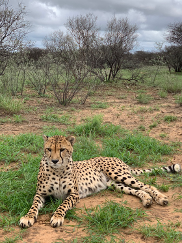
[10,0,182,52]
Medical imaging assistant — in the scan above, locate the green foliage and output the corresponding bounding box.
[91,101,109,109]
[58,235,124,243]
[41,113,72,125]
[140,171,170,192]
[0,155,40,225]
[72,136,100,161]
[160,133,167,138]
[168,173,182,188]
[138,221,182,243]
[101,132,173,166]
[138,125,146,131]
[69,235,125,243]
[175,95,182,106]
[158,90,168,98]
[0,133,43,164]
[85,201,146,234]
[0,234,23,243]
[136,93,153,104]
[164,115,177,123]
[158,184,170,192]
[42,126,66,137]
[149,122,158,129]
[163,80,182,94]
[0,95,24,114]
[13,114,25,123]
[70,115,124,138]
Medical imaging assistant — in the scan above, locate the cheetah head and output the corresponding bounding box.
[43,135,75,168]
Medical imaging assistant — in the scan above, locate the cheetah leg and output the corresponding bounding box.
[50,192,80,227]
[108,181,153,207]
[19,193,45,228]
[118,176,168,206]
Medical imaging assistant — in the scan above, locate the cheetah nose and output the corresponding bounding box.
[52,159,59,164]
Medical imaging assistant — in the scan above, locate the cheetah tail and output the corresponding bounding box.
[131,164,181,176]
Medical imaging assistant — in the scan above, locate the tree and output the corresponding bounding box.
[165,22,182,72]
[164,45,182,72]
[166,22,182,46]
[43,14,138,104]
[101,17,138,81]
[0,0,30,75]
[65,13,98,55]
[43,14,104,105]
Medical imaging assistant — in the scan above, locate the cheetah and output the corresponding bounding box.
[19,135,181,228]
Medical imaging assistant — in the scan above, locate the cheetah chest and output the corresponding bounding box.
[40,170,74,200]
[54,176,74,200]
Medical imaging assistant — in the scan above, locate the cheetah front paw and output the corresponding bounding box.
[19,215,36,228]
[50,214,64,227]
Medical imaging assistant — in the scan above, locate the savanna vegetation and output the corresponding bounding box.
[0,0,182,242]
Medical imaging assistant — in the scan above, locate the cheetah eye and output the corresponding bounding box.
[60,148,65,153]
[47,148,51,152]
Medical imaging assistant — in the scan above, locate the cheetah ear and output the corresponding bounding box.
[43,135,49,142]
[66,136,75,146]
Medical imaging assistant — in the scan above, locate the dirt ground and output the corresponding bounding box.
[0,85,182,242]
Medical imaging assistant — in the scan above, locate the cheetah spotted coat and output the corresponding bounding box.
[19,135,181,228]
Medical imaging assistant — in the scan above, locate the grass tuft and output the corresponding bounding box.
[164,115,177,123]
[85,201,146,234]
[175,95,182,106]
[0,95,24,114]
[91,101,109,109]
[138,221,182,243]
[41,113,72,125]
[101,132,173,166]
[136,93,153,104]
[70,115,124,138]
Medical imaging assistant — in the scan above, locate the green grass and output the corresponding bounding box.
[160,133,167,138]
[139,172,170,192]
[56,235,124,243]
[138,125,146,131]
[0,95,24,114]
[13,114,25,123]
[136,93,153,104]
[0,117,179,229]
[164,115,177,123]
[0,133,43,164]
[72,136,100,161]
[175,95,182,106]
[138,221,182,243]
[0,234,23,243]
[163,80,182,94]
[101,132,173,166]
[168,173,182,188]
[158,90,168,98]
[84,201,146,234]
[149,122,158,129]
[0,155,39,226]
[69,115,124,138]
[91,101,109,109]
[40,113,72,125]
[0,115,25,124]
